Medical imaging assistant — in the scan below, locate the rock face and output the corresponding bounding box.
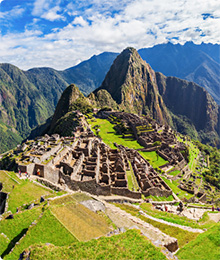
[93,47,220,146]
[94,47,171,125]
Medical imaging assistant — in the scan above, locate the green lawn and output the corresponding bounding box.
[177,224,220,260]
[0,171,56,213]
[88,118,168,169]
[168,170,181,177]
[6,209,77,260]
[88,118,143,149]
[161,177,194,200]
[27,229,166,260]
[139,151,168,168]
[0,206,43,258]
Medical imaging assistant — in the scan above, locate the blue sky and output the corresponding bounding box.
[0,0,220,70]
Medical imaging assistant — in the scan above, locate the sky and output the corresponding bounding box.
[0,0,220,70]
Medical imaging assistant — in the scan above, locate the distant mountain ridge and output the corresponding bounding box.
[0,53,117,153]
[0,42,219,152]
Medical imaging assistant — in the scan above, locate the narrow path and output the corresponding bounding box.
[139,210,204,233]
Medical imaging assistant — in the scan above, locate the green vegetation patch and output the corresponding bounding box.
[7,209,77,260]
[7,181,53,214]
[51,201,111,241]
[0,207,43,258]
[140,203,215,229]
[161,177,194,200]
[126,162,139,192]
[27,229,166,260]
[177,224,220,260]
[0,170,56,213]
[88,118,143,149]
[139,151,168,168]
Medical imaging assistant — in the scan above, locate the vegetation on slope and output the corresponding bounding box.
[176,224,220,260]
[7,209,77,260]
[50,195,112,241]
[114,204,199,248]
[0,207,43,258]
[0,171,58,213]
[27,229,166,260]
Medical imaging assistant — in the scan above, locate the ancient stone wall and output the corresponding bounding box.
[44,166,59,184]
[142,187,172,197]
[18,163,35,174]
[40,143,62,162]
[111,187,142,199]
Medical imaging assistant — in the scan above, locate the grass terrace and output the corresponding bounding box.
[88,118,143,149]
[177,224,220,260]
[0,206,43,258]
[26,229,166,260]
[161,177,194,200]
[140,203,216,229]
[6,209,77,260]
[0,171,63,213]
[139,151,168,168]
[50,194,112,241]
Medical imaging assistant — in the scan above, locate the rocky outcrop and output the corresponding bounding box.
[93,47,220,146]
[94,47,171,125]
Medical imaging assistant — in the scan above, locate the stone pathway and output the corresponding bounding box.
[103,202,179,255]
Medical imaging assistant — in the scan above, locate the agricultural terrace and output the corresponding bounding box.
[26,229,167,260]
[0,171,61,213]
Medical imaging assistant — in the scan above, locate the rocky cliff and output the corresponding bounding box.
[94,47,171,125]
[93,47,220,146]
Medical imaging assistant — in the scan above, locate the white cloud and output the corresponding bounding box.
[1,0,220,70]
[41,6,64,21]
[0,5,25,19]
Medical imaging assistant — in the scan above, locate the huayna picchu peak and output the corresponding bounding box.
[93,47,220,147]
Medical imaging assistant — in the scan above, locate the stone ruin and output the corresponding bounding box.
[97,111,187,170]
[14,127,172,200]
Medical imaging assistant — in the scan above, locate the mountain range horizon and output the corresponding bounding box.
[0,41,220,153]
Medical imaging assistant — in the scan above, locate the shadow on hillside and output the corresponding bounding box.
[1,228,28,258]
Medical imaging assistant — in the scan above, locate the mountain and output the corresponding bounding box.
[0,64,69,153]
[0,42,219,153]
[94,47,171,125]
[93,47,220,146]
[0,53,117,153]
[138,42,220,104]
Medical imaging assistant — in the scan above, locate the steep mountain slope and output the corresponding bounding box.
[0,53,117,153]
[94,48,171,125]
[138,42,220,104]
[47,84,92,135]
[93,47,220,146]
[0,64,69,153]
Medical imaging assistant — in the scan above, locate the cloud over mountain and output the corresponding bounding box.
[0,0,219,69]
